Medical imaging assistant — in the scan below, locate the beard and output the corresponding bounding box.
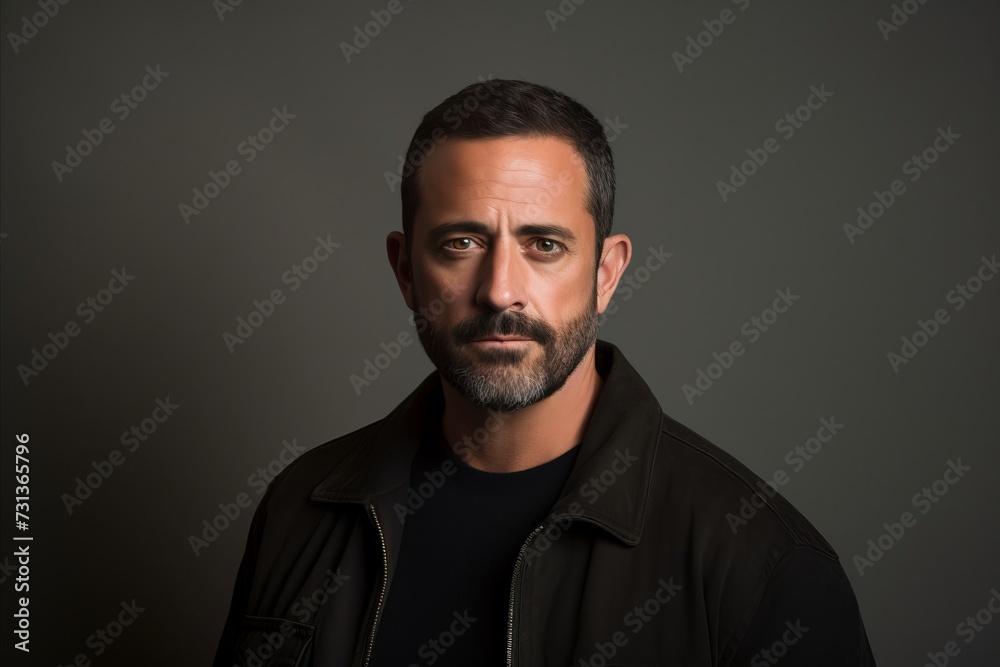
[412,281,600,413]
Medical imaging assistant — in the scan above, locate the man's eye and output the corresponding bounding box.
[532,238,562,254]
[445,238,477,250]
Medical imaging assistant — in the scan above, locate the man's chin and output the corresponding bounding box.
[443,358,547,411]
[461,383,547,414]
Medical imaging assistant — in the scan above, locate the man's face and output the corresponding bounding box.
[405,136,601,413]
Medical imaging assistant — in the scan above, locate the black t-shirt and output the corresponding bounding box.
[369,421,580,667]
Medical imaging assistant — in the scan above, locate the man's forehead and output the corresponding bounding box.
[416,136,589,221]
[426,134,580,169]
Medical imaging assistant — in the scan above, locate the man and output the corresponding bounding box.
[214,79,877,666]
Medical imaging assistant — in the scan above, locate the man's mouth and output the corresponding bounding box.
[472,335,533,344]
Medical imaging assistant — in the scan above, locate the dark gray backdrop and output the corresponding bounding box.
[2,0,998,664]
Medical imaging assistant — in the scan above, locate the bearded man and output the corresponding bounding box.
[214,78,878,666]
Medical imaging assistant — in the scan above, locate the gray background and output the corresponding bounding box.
[2,0,998,664]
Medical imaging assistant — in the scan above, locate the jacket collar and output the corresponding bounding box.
[310,339,663,545]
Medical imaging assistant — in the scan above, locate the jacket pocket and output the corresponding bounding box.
[231,615,314,666]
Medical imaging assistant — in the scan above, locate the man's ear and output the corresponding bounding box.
[386,231,414,310]
[596,233,632,314]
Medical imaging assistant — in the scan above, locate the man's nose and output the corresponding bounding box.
[476,239,527,312]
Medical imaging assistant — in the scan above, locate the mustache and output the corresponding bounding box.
[453,311,555,345]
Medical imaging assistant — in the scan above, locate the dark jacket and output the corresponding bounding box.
[214,339,877,666]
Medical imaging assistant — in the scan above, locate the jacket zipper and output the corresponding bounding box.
[362,502,389,667]
[506,522,545,667]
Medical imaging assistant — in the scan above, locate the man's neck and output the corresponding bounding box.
[438,346,604,473]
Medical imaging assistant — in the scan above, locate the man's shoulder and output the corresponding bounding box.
[264,416,387,502]
[651,411,838,559]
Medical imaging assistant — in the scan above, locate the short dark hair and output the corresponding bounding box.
[400,79,615,268]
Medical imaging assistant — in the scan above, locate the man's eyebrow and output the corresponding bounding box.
[427,221,578,244]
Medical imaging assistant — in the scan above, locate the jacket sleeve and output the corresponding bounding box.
[726,545,878,666]
[212,483,274,666]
